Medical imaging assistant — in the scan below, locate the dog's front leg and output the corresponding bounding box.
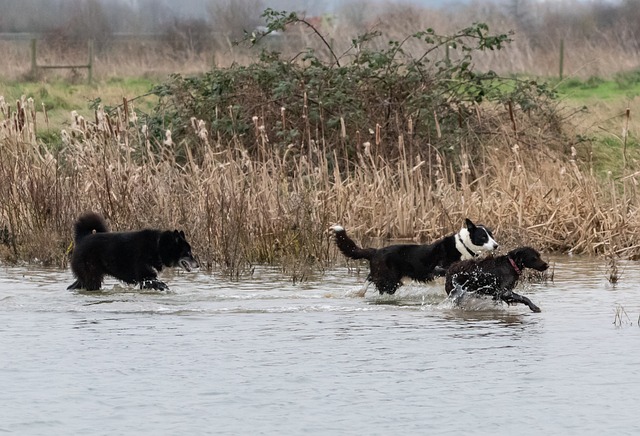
[140,279,169,290]
[432,265,447,277]
[501,290,541,313]
[449,286,465,304]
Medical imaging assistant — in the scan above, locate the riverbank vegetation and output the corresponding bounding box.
[1,11,639,280]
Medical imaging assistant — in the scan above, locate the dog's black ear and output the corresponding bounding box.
[465,218,476,230]
[179,230,186,239]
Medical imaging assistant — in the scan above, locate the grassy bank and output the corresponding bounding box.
[1,18,640,281]
[553,73,640,178]
[0,77,158,136]
[2,69,638,165]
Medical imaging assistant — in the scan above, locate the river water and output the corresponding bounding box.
[1,256,640,435]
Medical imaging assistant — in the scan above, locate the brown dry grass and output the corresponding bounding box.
[1,35,632,82]
[2,94,640,279]
[1,1,639,82]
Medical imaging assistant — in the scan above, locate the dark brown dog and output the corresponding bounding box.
[444,246,548,312]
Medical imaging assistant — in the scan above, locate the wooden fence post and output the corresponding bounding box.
[88,39,94,83]
[30,38,37,77]
[559,39,564,80]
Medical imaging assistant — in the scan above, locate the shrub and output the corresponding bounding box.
[147,11,559,173]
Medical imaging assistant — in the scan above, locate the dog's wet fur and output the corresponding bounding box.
[445,246,548,312]
[67,212,198,291]
[330,219,498,295]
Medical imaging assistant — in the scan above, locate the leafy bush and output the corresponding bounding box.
[146,10,559,173]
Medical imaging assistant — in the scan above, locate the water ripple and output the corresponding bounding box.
[1,258,640,434]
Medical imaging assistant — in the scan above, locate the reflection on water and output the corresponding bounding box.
[1,256,640,434]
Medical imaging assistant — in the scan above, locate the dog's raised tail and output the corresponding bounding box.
[330,225,376,260]
[73,212,109,243]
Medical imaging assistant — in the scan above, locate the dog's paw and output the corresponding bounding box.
[141,279,169,291]
[529,303,541,313]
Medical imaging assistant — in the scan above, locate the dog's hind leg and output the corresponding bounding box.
[353,281,371,298]
[68,273,103,291]
[67,280,82,290]
[501,290,541,313]
[370,264,402,295]
[374,278,401,295]
[84,276,104,291]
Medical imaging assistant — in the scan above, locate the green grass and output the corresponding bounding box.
[555,71,640,101]
[2,73,635,127]
[0,77,159,137]
[551,71,640,178]
[589,136,640,176]
[1,74,639,179]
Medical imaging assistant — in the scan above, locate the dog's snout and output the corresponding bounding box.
[536,260,549,271]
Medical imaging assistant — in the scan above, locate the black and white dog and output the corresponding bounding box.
[330,219,498,295]
[444,246,548,312]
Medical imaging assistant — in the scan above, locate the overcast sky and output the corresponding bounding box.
[116,0,467,18]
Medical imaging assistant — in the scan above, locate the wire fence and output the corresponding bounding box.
[0,31,294,81]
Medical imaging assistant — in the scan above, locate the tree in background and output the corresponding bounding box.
[64,0,112,48]
[207,0,264,49]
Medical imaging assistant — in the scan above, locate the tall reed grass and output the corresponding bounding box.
[1,92,640,279]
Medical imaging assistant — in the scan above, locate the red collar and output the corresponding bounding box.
[509,257,521,275]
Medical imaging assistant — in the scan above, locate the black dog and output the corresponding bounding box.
[330,219,498,295]
[67,212,198,291]
[444,246,548,312]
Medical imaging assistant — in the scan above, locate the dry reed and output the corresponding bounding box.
[613,304,632,327]
[1,93,640,278]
